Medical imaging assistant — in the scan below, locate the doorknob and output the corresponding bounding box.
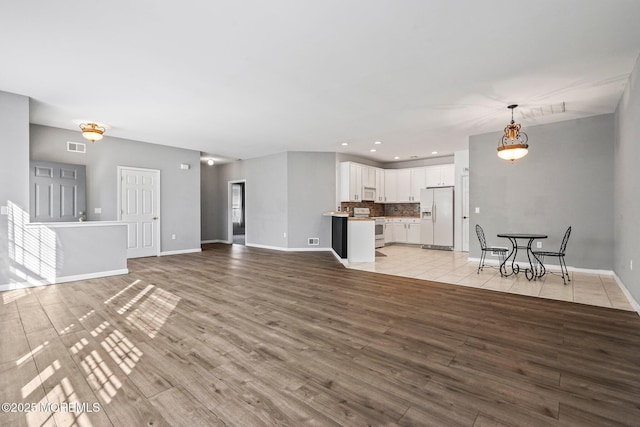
[152,216,158,220]
[463,216,469,219]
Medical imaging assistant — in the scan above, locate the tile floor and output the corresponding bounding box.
[347,245,634,311]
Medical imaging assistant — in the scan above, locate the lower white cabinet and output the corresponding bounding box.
[384,219,393,243]
[388,218,421,244]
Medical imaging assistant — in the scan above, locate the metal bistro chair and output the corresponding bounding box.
[533,226,572,285]
[476,224,507,275]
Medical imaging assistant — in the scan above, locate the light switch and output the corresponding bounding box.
[0,206,7,215]
[94,207,102,214]
[475,207,480,214]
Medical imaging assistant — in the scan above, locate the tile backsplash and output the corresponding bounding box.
[384,203,420,217]
[339,201,419,217]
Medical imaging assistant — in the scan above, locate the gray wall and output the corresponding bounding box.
[206,153,289,248]
[0,91,30,284]
[469,114,615,270]
[30,124,201,253]
[287,152,336,249]
[614,54,640,303]
[201,151,336,249]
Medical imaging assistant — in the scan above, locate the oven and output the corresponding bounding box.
[374,217,385,248]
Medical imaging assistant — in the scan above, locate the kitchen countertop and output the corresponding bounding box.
[323,211,349,217]
[348,217,374,221]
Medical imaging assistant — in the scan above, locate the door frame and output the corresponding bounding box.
[461,174,469,252]
[227,179,246,244]
[117,166,161,257]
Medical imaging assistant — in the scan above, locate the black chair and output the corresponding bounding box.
[476,224,507,274]
[533,226,572,285]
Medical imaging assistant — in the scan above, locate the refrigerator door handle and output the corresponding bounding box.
[432,203,436,223]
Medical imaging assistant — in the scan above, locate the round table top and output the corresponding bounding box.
[497,233,548,239]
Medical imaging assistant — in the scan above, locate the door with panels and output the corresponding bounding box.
[119,167,160,258]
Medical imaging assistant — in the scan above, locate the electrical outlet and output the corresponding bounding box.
[171,234,176,240]
[0,206,7,215]
[283,232,287,238]
[94,207,102,214]
[308,237,319,245]
[475,207,480,214]
[536,242,542,249]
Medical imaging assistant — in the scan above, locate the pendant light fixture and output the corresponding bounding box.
[79,122,105,142]
[497,104,528,161]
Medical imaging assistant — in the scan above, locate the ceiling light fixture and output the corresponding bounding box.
[431,151,438,155]
[370,149,376,152]
[79,122,105,142]
[341,142,349,146]
[207,159,215,166]
[394,156,400,160]
[497,104,529,161]
[374,141,382,145]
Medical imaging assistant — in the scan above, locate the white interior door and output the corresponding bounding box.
[119,167,160,258]
[462,175,469,252]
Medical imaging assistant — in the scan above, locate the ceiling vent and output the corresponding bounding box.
[67,141,86,153]
[518,102,566,120]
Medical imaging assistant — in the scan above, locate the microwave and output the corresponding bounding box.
[362,186,376,201]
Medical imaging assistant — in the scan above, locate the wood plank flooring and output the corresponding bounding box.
[1,243,640,426]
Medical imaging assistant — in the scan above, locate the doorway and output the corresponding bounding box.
[118,166,160,258]
[229,180,246,245]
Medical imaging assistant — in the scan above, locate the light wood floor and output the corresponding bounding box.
[2,243,640,426]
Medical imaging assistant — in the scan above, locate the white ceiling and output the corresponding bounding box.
[2,1,639,163]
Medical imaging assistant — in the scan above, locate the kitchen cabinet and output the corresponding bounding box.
[409,167,426,202]
[339,162,362,202]
[384,219,393,243]
[390,218,421,244]
[426,164,455,187]
[362,166,376,188]
[384,169,397,203]
[375,168,385,203]
[396,169,411,202]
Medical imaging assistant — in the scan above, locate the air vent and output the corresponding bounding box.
[308,237,319,245]
[518,102,566,120]
[67,141,86,153]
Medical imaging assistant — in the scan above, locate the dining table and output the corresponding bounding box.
[497,233,548,281]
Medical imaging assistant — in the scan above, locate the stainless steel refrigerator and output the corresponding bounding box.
[420,186,454,250]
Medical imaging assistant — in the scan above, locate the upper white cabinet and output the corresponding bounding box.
[409,167,426,202]
[375,168,385,203]
[340,162,362,202]
[341,162,454,203]
[426,164,455,187]
[384,169,397,203]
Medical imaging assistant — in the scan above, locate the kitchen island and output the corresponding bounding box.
[324,212,375,263]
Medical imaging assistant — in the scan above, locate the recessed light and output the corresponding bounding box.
[410,155,419,159]
[341,142,349,146]
[207,159,215,166]
[370,149,377,152]
[374,141,382,145]
[394,156,400,160]
[432,151,438,155]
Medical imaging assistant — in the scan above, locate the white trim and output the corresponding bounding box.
[0,269,129,292]
[613,273,640,316]
[159,248,202,256]
[26,221,127,228]
[331,249,349,265]
[228,179,247,244]
[246,243,332,252]
[467,257,614,275]
[201,239,229,244]
[117,166,161,258]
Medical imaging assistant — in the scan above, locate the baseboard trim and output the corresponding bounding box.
[246,243,332,253]
[467,258,613,275]
[0,268,129,292]
[159,248,202,256]
[330,249,349,265]
[613,273,640,316]
[201,240,229,244]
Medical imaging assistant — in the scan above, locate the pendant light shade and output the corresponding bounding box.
[497,105,528,161]
[80,122,105,142]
